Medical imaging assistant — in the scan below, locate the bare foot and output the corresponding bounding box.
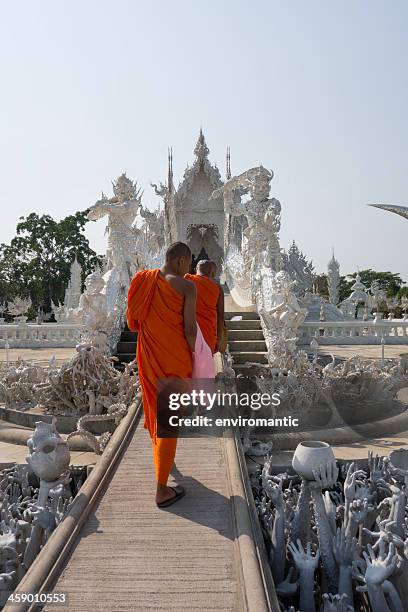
[156,484,177,505]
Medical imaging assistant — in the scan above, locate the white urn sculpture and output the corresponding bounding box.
[292,440,335,481]
[389,448,408,484]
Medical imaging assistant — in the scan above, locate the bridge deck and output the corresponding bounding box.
[45,419,255,611]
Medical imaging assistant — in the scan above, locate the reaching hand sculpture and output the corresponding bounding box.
[276,567,298,598]
[321,593,354,612]
[353,542,402,612]
[261,461,286,584]
[291,479,312,546]
[253,448,407,612]
[288,539,319,612]
[309,461,339,593]
[332,528,358,606]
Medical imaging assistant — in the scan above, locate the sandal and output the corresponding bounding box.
[156,485,186,508]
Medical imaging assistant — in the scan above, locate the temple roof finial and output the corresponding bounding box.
[194,128,209,160]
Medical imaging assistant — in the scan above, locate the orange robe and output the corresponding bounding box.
[126,269,193,485]
[185,274,220,353]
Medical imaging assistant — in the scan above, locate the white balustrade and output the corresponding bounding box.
[0,323,84,348]
[298,319,408,345]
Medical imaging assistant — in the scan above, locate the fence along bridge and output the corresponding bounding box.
[7,315,278,612]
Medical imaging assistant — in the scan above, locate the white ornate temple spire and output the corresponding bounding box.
[327,250,340,305]
[226,146,231,180]
[167,147,174,192]
[194,128,210,162]
[64,254,82,310]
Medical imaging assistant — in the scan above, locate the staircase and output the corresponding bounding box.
[225,311,269,376]
[113,325,137,371]
[113,312,269,377]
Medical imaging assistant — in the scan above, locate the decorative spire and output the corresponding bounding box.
[167,147,174,191]
[328,249,339,270]
[226,146,231,180]
[327,250,340,305]
[194,128,209,161]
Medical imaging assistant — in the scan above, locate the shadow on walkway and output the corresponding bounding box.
[165,463,253,541]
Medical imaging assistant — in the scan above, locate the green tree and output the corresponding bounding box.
[0,211,103,317]
[312,273,329,300]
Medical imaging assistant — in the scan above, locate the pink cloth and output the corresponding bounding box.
[192,324,215,378]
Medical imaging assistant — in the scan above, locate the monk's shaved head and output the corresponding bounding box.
[165,242,192,261]
[196,260,213,276]
[163,241,192,276]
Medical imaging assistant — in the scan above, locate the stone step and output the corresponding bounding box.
[233,364,270,376]
[113,353,137,364]
[228,329,265,341]
[230,351,268,364]
[228,340,267,352]
[226,319,262,330]
[117,341,136,353]
[120,331,137,342]
[224,311,260,320]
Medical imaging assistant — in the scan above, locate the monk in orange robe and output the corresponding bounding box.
[126,242,196,507]
[185,260,224,353]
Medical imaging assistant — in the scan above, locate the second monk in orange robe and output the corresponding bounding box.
[126,242,196,507]
[185,260,224,353]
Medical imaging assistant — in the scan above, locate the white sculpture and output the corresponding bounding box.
[73,270,117,351]
[257,271,308,369]
[281,242,314,297]
[26,419,70,483]
[7,297,32,324]
[212,165,282,276]
[136,204,166,268]
[33,343,138,416]
[87,173,143,289]
[210,164,283,313]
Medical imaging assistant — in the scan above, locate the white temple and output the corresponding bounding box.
[154,130,225,273]
[3,130,408,350]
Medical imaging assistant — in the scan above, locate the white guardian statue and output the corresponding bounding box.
[87,173,143,290]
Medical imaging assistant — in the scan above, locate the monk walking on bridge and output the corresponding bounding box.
[126,242,196,508]
[185,260,225,354]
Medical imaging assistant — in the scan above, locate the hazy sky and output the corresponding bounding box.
[1,1,407,280]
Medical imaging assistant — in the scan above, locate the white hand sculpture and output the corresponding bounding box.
[333,528,358,567]
[276,567,298,598]
[321,593,353,612]
[312,461,339,489]
[363,542,397,585]
[288,539,320,572]
[343,463,366,502]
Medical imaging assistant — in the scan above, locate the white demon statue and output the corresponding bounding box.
[87,173,143,288]
[212,165,307,369]
[211,165,282,305]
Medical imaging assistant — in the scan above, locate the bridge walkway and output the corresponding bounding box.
[42,411,273,611]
